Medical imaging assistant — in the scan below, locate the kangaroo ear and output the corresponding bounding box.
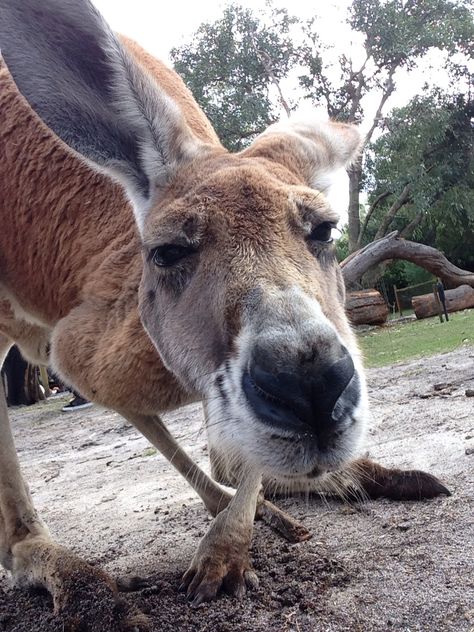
[0,0,203,234]
[243,119,362,193]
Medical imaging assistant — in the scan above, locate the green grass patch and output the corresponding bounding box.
[358,309,474,368]
[142,447,157,457]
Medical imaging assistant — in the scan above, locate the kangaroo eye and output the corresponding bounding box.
[150,244,195,267]
[309,222,335,243]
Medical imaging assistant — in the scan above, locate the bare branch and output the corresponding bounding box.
[341,233,474,289]
[357,190,392,248]
[364,66,396,146]
[249,34,291,117]
[374,183,411,240]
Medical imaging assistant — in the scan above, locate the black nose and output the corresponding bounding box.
[242,349,357,440]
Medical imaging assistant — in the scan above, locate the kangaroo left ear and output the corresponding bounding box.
[0,0,205,235]
[243,119,362,193]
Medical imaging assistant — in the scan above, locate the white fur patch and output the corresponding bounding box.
[259,117,362,194]
[205,286,368,483]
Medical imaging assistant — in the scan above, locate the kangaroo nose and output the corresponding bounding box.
[242,349,356,439]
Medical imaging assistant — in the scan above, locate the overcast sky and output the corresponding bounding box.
[93,0,454,114]
[94,0,352,63]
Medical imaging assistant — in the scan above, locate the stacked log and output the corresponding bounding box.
[412,284,474,320]
[346,289,389,326]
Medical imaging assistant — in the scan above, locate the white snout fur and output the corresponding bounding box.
[205,287,368,482]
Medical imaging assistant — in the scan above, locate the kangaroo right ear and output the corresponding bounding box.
[0,0,204,234]
[243,118,362,194]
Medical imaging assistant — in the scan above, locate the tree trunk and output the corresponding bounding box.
[373,183,411,241]
[412,285,474,319]
[341,232,474,290]
[347,164,362,253]
[346,289,389,325]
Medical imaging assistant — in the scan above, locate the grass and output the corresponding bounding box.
[358,308,474,368]
[142,447,157,457]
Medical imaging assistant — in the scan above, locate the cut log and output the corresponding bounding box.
[346,289,389,326]
[412,284,474,320]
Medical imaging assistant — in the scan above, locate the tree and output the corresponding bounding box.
[360,90,474,270]
[171,6,297,151]
[341,232,474,290]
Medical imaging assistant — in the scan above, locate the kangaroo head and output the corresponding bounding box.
[0,0,367,482]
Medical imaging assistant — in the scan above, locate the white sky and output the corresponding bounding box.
[94,0,456,114]
[94,0,332,62]
[92,0,463,220]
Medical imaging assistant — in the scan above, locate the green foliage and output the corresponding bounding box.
[377,260,433,308]
[350,0,474,69]
[381,260,419,290]
[365,91,474,269]
[171,5,297,150]
[298,0,474,123]
[397,262,433,287]
[335,226,350,262]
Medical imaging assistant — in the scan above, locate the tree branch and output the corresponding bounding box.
[373,183,412,240]
[364,66,396,146]
[250,35,291,117]
[357,190,392,248]
[341,233,474,289]
[399,212,424,239]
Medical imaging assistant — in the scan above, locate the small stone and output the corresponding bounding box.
[434,382,452,391]
[464,608,474,622]
[465,446,474,456]
[465,389,474,397]
[396,523,411,531]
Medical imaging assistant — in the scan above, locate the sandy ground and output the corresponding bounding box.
[0,347,473,632]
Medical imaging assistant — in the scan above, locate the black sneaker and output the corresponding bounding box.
[62,395,93,412]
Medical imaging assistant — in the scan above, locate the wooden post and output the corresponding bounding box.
[436,280,450,322]
[433,284,443,322]
[394,284,403,317]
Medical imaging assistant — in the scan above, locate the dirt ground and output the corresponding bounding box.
[0,347,473,632]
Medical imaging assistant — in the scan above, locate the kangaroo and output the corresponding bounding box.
[0,0,449,627]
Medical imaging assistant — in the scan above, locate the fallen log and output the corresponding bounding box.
[346,289,389,325]
[341,232,474,290]
[412,284,474,319]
